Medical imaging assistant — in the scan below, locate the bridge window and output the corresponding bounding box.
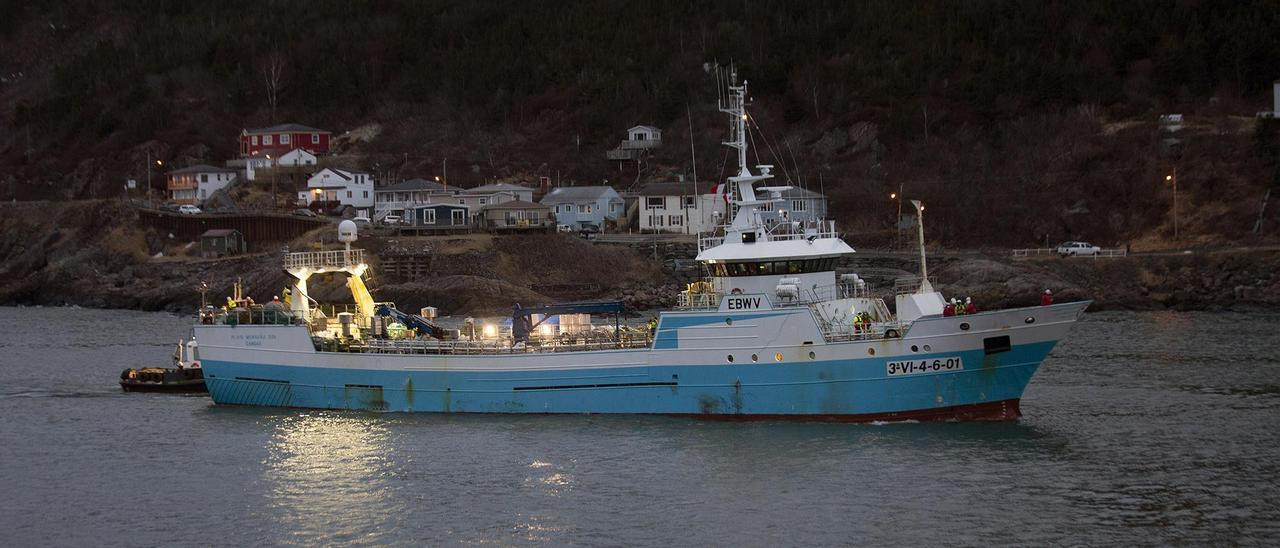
[709,258,838,277]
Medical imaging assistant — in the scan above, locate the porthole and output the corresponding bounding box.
[923,344,932,352]
[751,354,759,362]
[868,348,876,356]
[1024,317,1036,324]
[727,355,735,363]
[808,351,816,360]
[774,352,784,362]
[725,318,733,326]
[911,345,919,352]
[959,322,970,331]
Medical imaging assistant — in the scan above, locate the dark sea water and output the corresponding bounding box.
[1,307,1278,546]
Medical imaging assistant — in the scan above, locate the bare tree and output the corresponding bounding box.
[262,51,287,123]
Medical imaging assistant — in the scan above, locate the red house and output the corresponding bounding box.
[239,123,331,157]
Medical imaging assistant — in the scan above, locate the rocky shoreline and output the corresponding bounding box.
[1,202,1277,316]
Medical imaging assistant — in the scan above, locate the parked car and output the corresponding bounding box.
[556,224,574,233]
[352,216,372,226]
[382,215,403,225]
[292,208,317,217]
[578,222,601,237]
[1056,241,1101,257]
[177,205,202,215]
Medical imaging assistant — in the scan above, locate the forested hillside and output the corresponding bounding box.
[2,0,1279,246]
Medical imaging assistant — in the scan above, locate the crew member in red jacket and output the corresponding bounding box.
[1041,289,1053,306]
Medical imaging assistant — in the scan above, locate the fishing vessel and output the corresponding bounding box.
[119,338,206,393]
[193,74,1088,421]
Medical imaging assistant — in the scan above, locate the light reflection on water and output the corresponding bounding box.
[261,413,402,545]
[0,307,1279,545]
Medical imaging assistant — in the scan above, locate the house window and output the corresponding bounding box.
[201,189,207,198]
[683,196,696,208]
[634,132,646,140]
[281,134,290,144]
[252,135,259,145]
[610,202,620,212]
[479,198,487,205]
[560,204,570,213]
[347,191,353,198]
[423,209,436,224]
[363,191,368,198]
[263,135,273,145]
[645,197,664,209]
[578,204,592,213]
[312,134,320,144]
[670,215,683,226]
[792,200,806,211]
[655,215,664,226]
[451,210,465,225]
[201,174,208,182]
[459,199,465,205]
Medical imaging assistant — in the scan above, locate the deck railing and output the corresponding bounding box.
[697,220,840,252]
[282,249,365,270]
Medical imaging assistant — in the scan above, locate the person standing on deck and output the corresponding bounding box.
[965,297,977,314]
[1041,289,1053,306]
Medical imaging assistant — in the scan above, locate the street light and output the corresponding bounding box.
[1166,168,1178,241]
[910,199,933,293]
[146,152,163,207]
[889,181,904,246]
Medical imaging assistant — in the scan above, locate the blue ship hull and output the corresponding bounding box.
[199,340,1056,421]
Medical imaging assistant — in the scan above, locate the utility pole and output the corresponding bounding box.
[268,154,276,210]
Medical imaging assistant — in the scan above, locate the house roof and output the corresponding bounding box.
[629,125,661,133]
[410,202,468,210]
[314,167,369,180]
[637,181,707,197]
[244,123,329,135]
[201,229,240,237]
[168,164,238,175]
[773,186,824,199]
[479,199,550,211]
[540,186,619,203]
[378,178,449,192]
[464,182,530,194]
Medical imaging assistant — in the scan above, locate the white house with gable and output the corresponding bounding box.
[637,181,727,234]
[300,167,375,216]
[166,164,239,205]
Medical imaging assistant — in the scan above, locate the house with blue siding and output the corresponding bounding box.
[408,203,471,228]
[755,186,827,225]
[540,186,624,230]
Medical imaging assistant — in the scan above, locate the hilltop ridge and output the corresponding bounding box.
[2,1,1279,247]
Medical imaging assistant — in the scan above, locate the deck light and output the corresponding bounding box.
[482,323,497,338]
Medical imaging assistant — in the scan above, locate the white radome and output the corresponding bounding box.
[338,220,358,242]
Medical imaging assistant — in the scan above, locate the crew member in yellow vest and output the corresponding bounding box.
[282,287,292,308]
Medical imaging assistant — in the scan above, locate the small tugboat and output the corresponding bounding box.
[120,338,207,393]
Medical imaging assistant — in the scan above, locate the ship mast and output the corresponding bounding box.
[719,70,750,178]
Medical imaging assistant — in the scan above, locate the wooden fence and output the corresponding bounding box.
[137,208,327,250]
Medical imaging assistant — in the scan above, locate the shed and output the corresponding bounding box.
[410,203,471,227]
[200,229,246,258]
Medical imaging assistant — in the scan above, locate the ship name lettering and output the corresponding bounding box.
[726,297,761,310]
